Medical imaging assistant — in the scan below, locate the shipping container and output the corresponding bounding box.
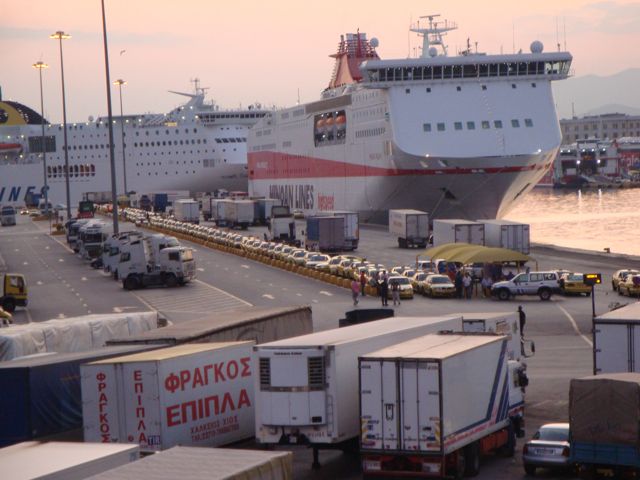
[360,333,521,478]
[254,315,462,449]
[172,199,200,224]
[0,345,159,447]
[593,303,640,374]
[0,441,139,480]
[389,209,429,248]
[82,342,255,451]
[480,219,530,254]
[84,446,292,480]
[106,306,312,346]
[432,219,485,247]
[306,216,345,252]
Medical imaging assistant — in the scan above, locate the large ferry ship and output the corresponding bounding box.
[248,16,572,222]
[0,81,268,207]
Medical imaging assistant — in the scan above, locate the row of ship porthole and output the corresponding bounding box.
[46,164,96,178]
[423,118,534,132]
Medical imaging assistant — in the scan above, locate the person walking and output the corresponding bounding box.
[351,278,360,306]
[379,271,389,306]
[360,270,367,297]
[391,279,401,306]
[481,274,493,298]
[463,272,473,299]
[454,270,463,299]
[518,305,526,337]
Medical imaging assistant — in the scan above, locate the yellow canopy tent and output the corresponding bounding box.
[419,243,477,261]
[448,246,532,264]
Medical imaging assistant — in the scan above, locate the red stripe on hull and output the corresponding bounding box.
[248,151,542,180]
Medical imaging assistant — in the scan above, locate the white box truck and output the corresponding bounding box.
[389,209,430,248]
[219,200,255,229]
[432,219,485,247]
[253,315,463,465]
[360,333,525,478]
[0,441,139,480]
[82,446,292,480]
[305,216,345,252]
[82,342,255,452]
[481,219,530,254]
[593,303,640,375]
[172,199,200,224]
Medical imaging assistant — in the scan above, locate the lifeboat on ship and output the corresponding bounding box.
[0,143,22,154]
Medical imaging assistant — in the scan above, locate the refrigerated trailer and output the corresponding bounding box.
[432,219,485,247]
[592,302,640,374]
[480,219,531,254]
[82,342,255,451]
[389,209,429,248]
[360,333,525,478]
[253,315,463,466]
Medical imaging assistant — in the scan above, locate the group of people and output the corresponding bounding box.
[351,270,401,307]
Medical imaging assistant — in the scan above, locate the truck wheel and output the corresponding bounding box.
[2,298,16,313]
[538,288,552,301]
[463,442,480,476]
[498,289,510,301]
[453,452,466,480]
[123,276,139,291]
[524,464,536,476]
[164,273,178,288]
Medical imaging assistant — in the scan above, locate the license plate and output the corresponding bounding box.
[534,448,555,455]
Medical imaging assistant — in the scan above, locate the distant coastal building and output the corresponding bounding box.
[560,113,640,143]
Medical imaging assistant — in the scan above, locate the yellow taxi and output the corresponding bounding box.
[561,273,592,296]
[619,274,640,298]
[422,274,456,298]
[387,276,414,299]
[410,272,429,294]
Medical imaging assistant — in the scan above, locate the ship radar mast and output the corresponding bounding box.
[410,14,457,58]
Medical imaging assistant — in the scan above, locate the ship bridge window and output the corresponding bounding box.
[423,123,431,132]
[482,121,490,129]
[467,121,476,130]
[454,122,463,131]
[437,123,445,132]
[494,120,503,129]
[511,119,520,128]
[525,118,534,127]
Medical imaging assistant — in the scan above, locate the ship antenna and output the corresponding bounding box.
[410,14,457,58]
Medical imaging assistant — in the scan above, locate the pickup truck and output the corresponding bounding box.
[491,271,560,301]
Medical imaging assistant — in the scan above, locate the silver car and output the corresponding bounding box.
[522,423,572,476]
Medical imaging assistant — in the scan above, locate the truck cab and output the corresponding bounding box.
[119,239,195,290]
[102,231,143,278]
[78,222,111,260]
[1,273,28,313]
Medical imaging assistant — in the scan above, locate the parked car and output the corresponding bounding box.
[387,276,414,299]
[422,274,456,298]
[522,423,572,476]
[304,253,331,269]
[560,273,592,296]
[612,269,639,292]
[618,274,640,297]
[410,272,429,293]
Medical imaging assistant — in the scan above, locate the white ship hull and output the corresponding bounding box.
[248,29,570,222]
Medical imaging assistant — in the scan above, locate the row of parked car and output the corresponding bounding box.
[612,268,640,297]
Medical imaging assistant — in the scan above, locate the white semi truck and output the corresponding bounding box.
[77,220,112,260]
[102,231,144,278]
[253,315,464,466]
[359,333,526,478]
[593,303,640,374]
[389,209,430,248]
[118,236,196,290]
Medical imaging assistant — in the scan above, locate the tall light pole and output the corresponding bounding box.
[101,0,119,234]
[50,31,72,222]
[113,79,127,195]
[32,61,50,218]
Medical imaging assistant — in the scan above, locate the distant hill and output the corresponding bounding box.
[552,68,640,120]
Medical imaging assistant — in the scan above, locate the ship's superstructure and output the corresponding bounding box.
[247,16,572,221]
[0,82,268,207]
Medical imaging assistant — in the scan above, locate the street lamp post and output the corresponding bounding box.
[32,61,50,221]
[113,79,127,194]
[49,31,72,222]
[101,0,119,234]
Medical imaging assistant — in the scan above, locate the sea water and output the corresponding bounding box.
[505,188,640,256]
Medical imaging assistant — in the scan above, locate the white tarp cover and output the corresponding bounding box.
[0,312,158,361]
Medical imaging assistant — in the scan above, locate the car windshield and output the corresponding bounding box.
[393,277,410,285]
[309,255,324,261]
[431,276,451,284]
[567,274,582,281]
[535,426,569,442]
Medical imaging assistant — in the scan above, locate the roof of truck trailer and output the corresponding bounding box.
[360,333,505,360]
[595,302,640,323]
[87,342,252,364]
[256,315,462,348]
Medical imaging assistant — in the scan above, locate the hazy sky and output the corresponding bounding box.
[2,0,639,123]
